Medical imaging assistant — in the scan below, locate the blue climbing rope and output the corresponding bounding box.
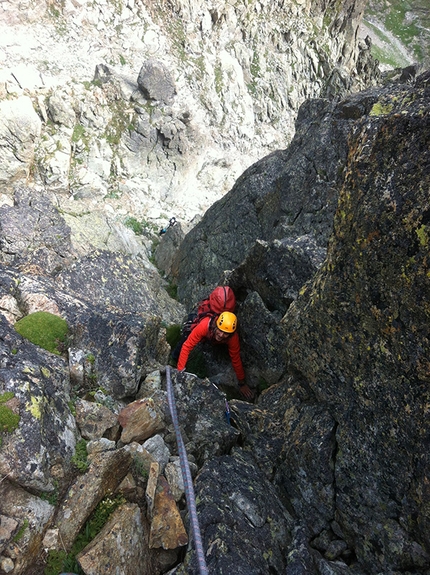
[166,366,209,575]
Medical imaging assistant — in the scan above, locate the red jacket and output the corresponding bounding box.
[177,316,245,381]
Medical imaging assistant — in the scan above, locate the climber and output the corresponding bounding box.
[171,285,237,361]
[176,311,254,400]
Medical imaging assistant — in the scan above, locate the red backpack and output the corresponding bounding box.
[183,286,236,336]
[197,286,236,316]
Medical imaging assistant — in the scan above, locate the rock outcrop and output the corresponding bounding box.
[171,79,407,387]
[280,70,430,573]
[171,70,430,573]
[172,81,405,309]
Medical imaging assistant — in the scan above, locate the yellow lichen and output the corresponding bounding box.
[416,224,428,247]
[26,395,43,420]
[369,101,393,116]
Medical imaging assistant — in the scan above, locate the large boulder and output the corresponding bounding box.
[174,449,294,575]
[0,311,78,492]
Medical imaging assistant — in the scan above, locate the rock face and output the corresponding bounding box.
[0,0,379,239]
[164,71,430,574]
[172,92,377,309]
[172,80,408,386]
[281,70,430,573]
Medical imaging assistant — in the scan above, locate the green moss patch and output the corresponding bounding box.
[14,311,68,355]
[416,224,428,247]
[124,216,144,235]
[0,392,20,433]
[13,519,29,542]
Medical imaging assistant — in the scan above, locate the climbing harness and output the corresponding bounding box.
[166,366,209,575]
[159,216,177,235]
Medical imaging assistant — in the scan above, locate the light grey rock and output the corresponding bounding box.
[47,90,76,128]
[0,0,380,240]
[86,438,116,454]
[0,481,55,574]
[75,399,118,441]
[0,97,41,188]
[142,434,170,474]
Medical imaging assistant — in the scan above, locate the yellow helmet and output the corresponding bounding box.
[216,311,237,333]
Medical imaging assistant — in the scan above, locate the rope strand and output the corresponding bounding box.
[166,366,209,575]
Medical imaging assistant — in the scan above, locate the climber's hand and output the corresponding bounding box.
[238,382,254,400]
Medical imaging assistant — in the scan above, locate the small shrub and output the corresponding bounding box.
[44,550,70,575]
[68,400,76,416]
[45,549,83,575]
[44,493,127,574]
[14,312,68,355]
[166,324,181,348]
[166,282,178,300]
[40,488,59,506]
[83,494,126,540]
[104,190,121,199]
[132,457,149,480]
[124,216,144,235]
[13,519,28,542]
[71,439,89,473]
[71,123,86,143]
